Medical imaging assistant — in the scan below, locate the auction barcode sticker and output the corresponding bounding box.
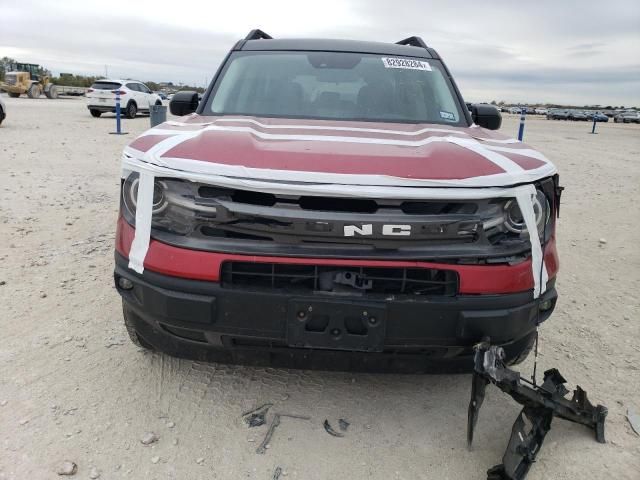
[381,57,432,71]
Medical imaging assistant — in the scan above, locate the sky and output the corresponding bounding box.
[1,0,639,106]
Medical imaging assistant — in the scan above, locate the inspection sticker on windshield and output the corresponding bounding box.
[440,111,456,121]
[381,57,431,71]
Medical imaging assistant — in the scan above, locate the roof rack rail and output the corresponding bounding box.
[245,29,273,41]
[396,36,428,49]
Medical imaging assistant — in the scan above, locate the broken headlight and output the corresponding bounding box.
[121,173,215,235]
[482,190,551,242]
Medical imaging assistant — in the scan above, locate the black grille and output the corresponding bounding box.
[221,262,458,296]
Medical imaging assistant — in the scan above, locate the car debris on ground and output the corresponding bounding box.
[254,413,311,454]
[467,341,608,480]
[323,419,345,438]
[242,403,274,428]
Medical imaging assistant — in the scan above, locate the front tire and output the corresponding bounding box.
[89,109,101,118]
[45,85,58,99]
[27,84,40,99]
[503,331,537,366]
[125,102,137,119]
[8,92,20,98]
[122,302,154,350]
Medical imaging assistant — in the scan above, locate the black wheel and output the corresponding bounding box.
[503,331,537,366]
[27,84,40,99]
[89,109,101,118]
[125,102,137,119]
[8,92,20,98]
[122,301,154,350]
[155,100,162,106]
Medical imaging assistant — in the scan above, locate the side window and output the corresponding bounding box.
[126,83,139,92]
[139,84,151,94]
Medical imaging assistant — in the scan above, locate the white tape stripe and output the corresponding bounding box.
[165,118,520,143]
[123,147,556,189]
[141,126,530,174]
[486,145,549,161]
[515,185,548,298]
[123,153,555,197]
[444,137,523,174]
[143,126,537,167]
[159,155,553,187]
[127,171,154,274]
[123,155,519,199]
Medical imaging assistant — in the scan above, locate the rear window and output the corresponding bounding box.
[207,51,465,125]
[91,81,122,90]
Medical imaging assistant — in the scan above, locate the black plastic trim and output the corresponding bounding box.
[396,36,428,49]
[245,29,273,40]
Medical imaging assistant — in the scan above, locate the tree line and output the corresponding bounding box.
[1,56,204,92]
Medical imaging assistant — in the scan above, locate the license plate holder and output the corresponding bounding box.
[287,299,387,352]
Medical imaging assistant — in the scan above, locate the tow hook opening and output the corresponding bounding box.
[538,299,554,312]
[117,276,134,291]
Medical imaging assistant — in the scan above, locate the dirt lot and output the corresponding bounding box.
[0,96,639,480]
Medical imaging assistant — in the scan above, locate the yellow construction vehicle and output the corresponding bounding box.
[0,62,59,99]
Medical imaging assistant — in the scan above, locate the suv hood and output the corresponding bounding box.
[125,114,556,188]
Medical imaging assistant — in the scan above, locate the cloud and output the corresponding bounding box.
[0,0,638,104]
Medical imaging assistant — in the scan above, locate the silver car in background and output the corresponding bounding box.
[614,111,640,123]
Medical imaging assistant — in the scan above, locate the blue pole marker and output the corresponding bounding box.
[590,114,597,134]
[517,107,526,141]
[110,89,128,135]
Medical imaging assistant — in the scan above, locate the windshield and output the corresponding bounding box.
[206,51,466,125]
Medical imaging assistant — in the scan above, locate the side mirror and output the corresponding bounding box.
[169,91,199,116]
[472,104,502,130]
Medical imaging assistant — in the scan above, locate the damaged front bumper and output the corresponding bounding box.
[114,252,557,373]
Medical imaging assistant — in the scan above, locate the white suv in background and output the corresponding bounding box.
[86,79,162,118]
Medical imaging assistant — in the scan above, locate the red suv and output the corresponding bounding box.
[114,30,561,372]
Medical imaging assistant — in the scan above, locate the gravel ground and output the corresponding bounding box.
[0,96,639,480]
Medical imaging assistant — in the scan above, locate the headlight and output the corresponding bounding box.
[502,190,550,237]
[481,190,551,241]
[121,173,213,235]
[122,175,168,216]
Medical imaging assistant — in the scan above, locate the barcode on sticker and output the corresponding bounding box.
[440,111,456,121]
[382,57,431,71]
